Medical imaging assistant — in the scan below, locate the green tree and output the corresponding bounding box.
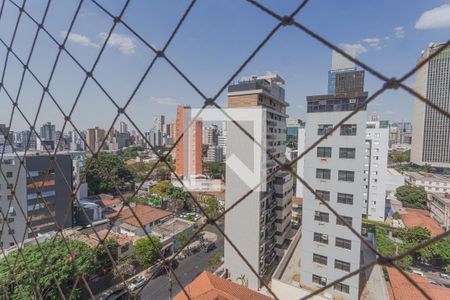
[203,162,225,180]
[133,237,162,267]
[207,252,222,272]
[86,153,133,195]
[0,238,95,300]
[392,212,401,220]
[388,150,410,164]
[95,238,119,268]
[199,194,224,220]
[395,185,427,209]
[121,145,145,160]
[150,181,172,197]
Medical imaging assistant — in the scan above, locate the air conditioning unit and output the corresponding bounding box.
[323,234,328,240]
[320,278,327,285]
[349,99,356,103]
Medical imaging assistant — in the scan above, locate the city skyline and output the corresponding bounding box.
[0,1,449,131]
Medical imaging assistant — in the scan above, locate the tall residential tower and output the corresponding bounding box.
[411,43,450,172]
[224,74,293,289]
[299,51,367,299]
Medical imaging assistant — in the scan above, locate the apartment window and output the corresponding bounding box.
[337,193,353,205]
[334,283,350,294]
[318,124,333,136]
[7,195,13,201]
[340,124,357,136]
[335,259,351,272]
[314,211,329,222]
[338,170,354,182]
[317,147,332,158]
[339,148,355,159]
[313,253,328,265]
[8,229,15,235]
[316,168,331,180]
[312,274,327,286]
[6,172,13,178]
[315,190,330,201]
[313,232,328,244]
[336,237,352,250]
[336,216,353,226]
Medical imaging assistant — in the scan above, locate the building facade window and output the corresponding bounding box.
[6,172,13,178]
[339,148,356,159]
[338,170,355,182]
[312,274,327,286]
[313,232,328,244]
[335,259,351,272]
[336,216,353,226]
[318,124,333,136]
[336,237,352,250]
[340,124,357,136]
[314,211,329,222]
[317,147,332,158]
[316,168,331,180]
[315,190,330,201]
[313,253,328,265]
[337,193,354,205]
[334,282,350,294]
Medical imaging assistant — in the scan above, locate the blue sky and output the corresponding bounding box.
[0,0,449,133]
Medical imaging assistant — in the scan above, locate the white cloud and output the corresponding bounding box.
[151,96,180,106]
[99,32,136,54]
[415,4,450,29]
[394,26,405,38]
[362,38,380,48]
[61,31,99,48]
[338,43,367,55]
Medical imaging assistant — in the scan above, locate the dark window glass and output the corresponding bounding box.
[339,148,356,159]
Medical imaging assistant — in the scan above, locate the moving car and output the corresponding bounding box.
[127,275,146,291]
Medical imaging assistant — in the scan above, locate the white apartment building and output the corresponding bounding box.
[403,171,450,195]
[224,74,293,290]
[429,193,450,231]
[364,121,389,221]
[299,51,367,300]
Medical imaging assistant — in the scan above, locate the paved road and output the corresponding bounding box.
[425,272,450,288]
[136,224,224,300]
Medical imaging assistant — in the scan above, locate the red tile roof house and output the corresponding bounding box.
[173,271,272,300]
[385,267,449,300]
[107,204,173,237]
[401,208,444,236]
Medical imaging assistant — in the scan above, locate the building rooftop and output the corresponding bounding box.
[401,208,444,236]
[108,204,173,228]
[152,217,194,240]
[173,271,272,300]
[67,229,134,247]
[431,193,450,205]
[386,267,449,300]
[404,171,450,183]
[387,168,403,176]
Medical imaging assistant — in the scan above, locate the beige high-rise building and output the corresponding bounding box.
[411,43,450,171]
[85,127,106,152]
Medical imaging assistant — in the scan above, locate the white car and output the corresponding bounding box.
[127,275,146,291]
[440,273,450,279]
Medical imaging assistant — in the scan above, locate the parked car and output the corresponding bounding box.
[127,275,146,291]
[202,242,216,253]
[412,270,424,276]
[440,273,450,279]
[149,259,179,279]
[105,289,129,300]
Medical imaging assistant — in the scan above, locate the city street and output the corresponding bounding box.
[137,224,224,300]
